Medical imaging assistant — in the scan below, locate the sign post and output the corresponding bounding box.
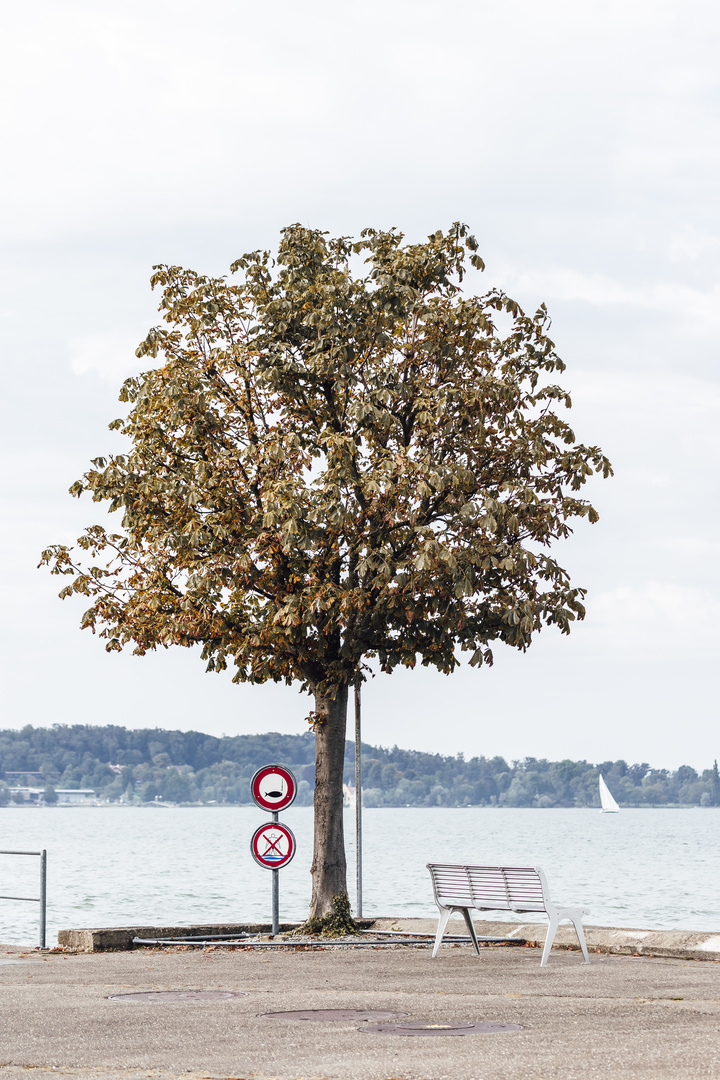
[250,765,297,935]
[271,813,279,935]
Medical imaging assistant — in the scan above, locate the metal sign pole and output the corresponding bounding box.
[354,685,363,919]
[250,765,297,935]
[271,812,279,935]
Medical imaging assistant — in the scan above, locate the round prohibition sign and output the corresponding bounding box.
[251,821,296,870]
[250,764,297,812]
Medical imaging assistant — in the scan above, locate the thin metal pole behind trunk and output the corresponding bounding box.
[271,813,279,935]
[354,685,363,918]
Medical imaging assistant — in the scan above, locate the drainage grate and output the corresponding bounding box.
[361,1020,523,1037]
[109,990,248,1003]
[259,1009,410,1022]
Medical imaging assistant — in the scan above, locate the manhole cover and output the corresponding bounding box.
[109,990,248,1002]
[362,1020,523,1037]
[260,1009,409,1021]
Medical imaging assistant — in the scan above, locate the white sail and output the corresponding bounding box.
[599,774,620,813]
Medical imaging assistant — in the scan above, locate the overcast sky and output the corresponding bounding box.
[1,0,718,769]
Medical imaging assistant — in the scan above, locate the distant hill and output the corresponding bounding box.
[0,724,718,808]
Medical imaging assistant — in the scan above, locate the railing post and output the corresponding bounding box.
[0,850,47,948]
[39,850,47,949]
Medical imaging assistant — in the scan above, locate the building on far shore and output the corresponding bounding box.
[8,787,97,805]
[4,771,45,785]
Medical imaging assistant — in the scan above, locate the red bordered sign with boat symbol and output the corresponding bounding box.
[250,764,297,812]
[250,821,296,870]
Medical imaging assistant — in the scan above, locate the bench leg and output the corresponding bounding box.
[461,907,480,955]
[540,913,559,967]
[431,906,452,958]
[571,916,591,964]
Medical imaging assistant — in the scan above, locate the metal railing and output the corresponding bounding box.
[0,849,47,948]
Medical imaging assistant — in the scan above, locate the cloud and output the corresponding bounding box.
[501,269,720,338]
[569,370,720,418]
[587,581,720,654]
[69,333,142,381]
[668,228,720,263]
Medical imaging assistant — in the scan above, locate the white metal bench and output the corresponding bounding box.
[427,862,590,966]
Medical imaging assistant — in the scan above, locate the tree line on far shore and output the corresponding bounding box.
[1,724,718,808]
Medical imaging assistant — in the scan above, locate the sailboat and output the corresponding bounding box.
[599,774,620,813]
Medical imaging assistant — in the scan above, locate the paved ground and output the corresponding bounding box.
[1,940,720,1080]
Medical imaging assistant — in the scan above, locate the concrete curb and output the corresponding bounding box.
[57,919,375,952]
[371,917,720,962]
[57,916,720,960]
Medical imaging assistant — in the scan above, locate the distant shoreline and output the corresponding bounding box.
[2,802,713,810]
[3,724,718,810]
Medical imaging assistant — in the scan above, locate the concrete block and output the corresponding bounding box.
[57,918,377,952]
[57,922,299,951]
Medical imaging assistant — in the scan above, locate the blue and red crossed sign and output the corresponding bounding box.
[250,821,296,870]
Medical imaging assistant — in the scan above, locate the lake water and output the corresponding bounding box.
[1,806,718,946]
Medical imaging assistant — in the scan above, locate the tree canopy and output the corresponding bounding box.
[41,223,612,917]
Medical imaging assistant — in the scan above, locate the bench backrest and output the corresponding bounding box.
[427,863,549,913]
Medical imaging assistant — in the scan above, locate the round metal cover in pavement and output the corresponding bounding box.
[259,1009,409,1022]
[361,1020,523,1036]
[109,990,248,1003]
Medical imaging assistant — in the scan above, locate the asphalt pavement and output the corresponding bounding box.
[1,939,719,1080]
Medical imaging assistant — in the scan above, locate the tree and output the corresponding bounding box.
[710,760,720,806]
[163,769,192,804]
[43,784,58,805]
[41,223,611,920]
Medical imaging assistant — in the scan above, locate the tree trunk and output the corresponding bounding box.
[309,682,349,918]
